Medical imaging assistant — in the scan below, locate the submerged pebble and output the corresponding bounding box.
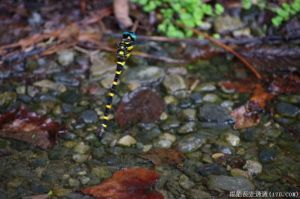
[243,160,263,177]
[177,134,207,153]
[117,135,137,147]
[163,74,187,94]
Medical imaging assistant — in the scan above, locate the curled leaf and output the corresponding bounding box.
[231,84,274,129]
[115,88,165,128]
[0,107,62,149]
[141,148,185,167]
[81,167,164,199]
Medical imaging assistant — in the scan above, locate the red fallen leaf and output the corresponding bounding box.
[0,107,61,149]
[141,148,185,168]
[81,167,164,199]
[231,84,274,129]
[115,88,165,128]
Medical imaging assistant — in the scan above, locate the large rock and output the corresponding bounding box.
[208,175,255,191]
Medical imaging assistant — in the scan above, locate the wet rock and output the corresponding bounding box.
[0,92,16,106]
[208,175,255,191]
[202,93,220,103]
[74,142,90,154]
[191,93,203,104]
[178,99,192,108]
[178,122,196,134]
[67,192,84,199]
[177,134,207,153]
[68,178,80,187]
[57,49,75,66]
[186,189,211,199]
[79,176,90,185]
[80,110,98,124]
[181,108,196,121]
[179,174,195,189]
[53,73,80,87]
[72,154,89,163]
[163,74,187,94]
[276,102,300,117]
[259,148,276,163]
[243,160,263,176]
[60,90,81,104]
[100,74,115,89]
[92,147,106,160]
[91,166,112,179]
[214,15,244,34]
[155,133,176,148]
[161,117,181,130]
[61,132,77,141]
[124,66,165,88]
[34,79,66,92]
[198,163,227,176]
[225,133,240,146]
[136,126,162,143]
[198,82,216,91]
[199,104,233,126]
[117,135,137,147]
[53,187,72,197]
[230,168,249,178]
[28,12,43,26]
[221,100,234,110]
[84,133,97,142]
[233,28,251,37]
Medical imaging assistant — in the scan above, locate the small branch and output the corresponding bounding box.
[92,45,186,64]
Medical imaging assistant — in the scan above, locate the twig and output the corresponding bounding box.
[176,23,262,80]
[79,45,187,64]
[106,32,300,46]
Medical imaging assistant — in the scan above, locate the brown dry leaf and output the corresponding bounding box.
[231,84,274,129]
[141,148,185,167]
[81,167,164,199]
[0,107,61,149]
[115,88,165,128]
[231,105,260,129]
[114,0,133,28]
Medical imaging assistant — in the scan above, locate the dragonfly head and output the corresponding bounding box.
[122,31,137,41]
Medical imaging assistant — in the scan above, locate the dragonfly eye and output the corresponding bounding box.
[122,31,137,41]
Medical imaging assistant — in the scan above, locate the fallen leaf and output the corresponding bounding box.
[114,0,133,28]
[214,154,246,169]
[0,107,61,149]
[141,148,185,167]
[115,88,165,128]
[81,167,164,199]
[231,84,273,129]
[231,105,260,129]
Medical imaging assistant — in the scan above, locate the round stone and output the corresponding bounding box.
[177,134,207,153]
[243,160,262,176]
[225,133,240,146]
[117,135,137,147]
[57,49,75,66]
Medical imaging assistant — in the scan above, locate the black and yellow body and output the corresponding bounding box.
[97,32,136,138]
